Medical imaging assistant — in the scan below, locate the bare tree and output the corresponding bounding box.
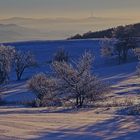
[0,45,15,84]
[14,51,37,80]
[52,52,108,108]
[53,48,69,62]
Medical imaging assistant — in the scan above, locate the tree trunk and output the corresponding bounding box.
[76,96,79,107]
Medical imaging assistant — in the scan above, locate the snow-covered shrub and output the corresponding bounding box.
[28,73,61,107]
[52,52,109,108]
[53,48,69,62]
[0,45,15,84]
[14,50,37,80]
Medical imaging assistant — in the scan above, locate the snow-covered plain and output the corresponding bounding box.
[0,39,140,140]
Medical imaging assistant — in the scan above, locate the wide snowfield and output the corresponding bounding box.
[1,107,140,140]
[0,39,140,140]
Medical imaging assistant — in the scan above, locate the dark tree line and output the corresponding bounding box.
[69,23,140,40]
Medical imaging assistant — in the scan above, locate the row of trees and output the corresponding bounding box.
[100,25,139,64]
[0,45,37,84]
[69,23,140,40]
[28,51,109,108]
[0,46,109,108]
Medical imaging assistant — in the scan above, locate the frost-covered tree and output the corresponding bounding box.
[0,45,15,84]
[53,48,69,62]
[52,52,108,107]
[28,73,60,107]
[100,38,114,58]
[113,25,137,64]
[28,52,109,108]
[14,51,37,80]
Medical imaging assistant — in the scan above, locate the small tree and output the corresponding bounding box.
[0,45,15,84]
[52,52,108,107]
[53,48,69,62]
[100,38,114,58]
[14,51,37,80]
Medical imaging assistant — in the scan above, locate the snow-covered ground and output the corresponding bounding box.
[0,39,140,139]
[1,39,138,103]
[0,106,140,140]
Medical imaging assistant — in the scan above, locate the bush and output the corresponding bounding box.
[52,52,109,107]
[28,73,61,107]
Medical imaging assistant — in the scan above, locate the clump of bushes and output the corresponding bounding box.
[28,52,110,108]
[28,73,61,107]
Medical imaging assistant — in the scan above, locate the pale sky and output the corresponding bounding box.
[0,0,140,20]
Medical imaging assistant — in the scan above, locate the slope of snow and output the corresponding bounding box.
[1,39,139,104]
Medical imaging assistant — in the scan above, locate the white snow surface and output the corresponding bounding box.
[0,39,140,140]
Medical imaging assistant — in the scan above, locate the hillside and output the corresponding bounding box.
[0,39,139,104]
[69,23,140,39]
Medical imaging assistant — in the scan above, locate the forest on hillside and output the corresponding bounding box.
[69,23,140,39]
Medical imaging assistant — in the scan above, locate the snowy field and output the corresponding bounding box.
[0,39,140,139]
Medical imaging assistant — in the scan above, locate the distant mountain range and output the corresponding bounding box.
[68,23,140,40]
[0,17,131,24]
[0,24,48,42]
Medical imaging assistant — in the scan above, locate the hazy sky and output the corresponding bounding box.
[0,0,140,20]
[0,0,139,40]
